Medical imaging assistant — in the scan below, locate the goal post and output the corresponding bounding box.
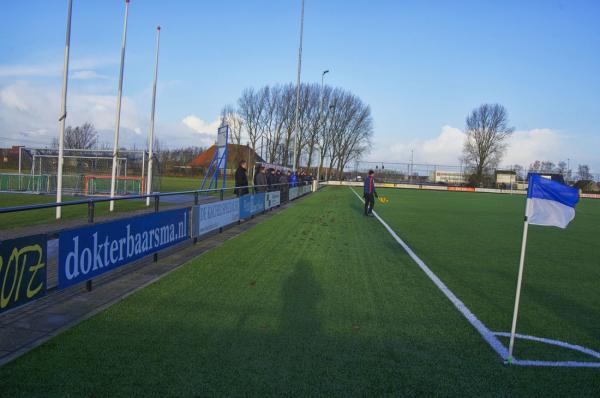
[5,147,158,197]
[83,175,144,196]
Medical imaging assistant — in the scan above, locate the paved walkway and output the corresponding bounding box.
[0,200,295,367]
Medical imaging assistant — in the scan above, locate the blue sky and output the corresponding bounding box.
[1,0,599,169]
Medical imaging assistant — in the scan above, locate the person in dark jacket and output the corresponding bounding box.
[255,166,268,193]
[275,169,282,190]
[279,171,289,202]
[234,160,249,196]
[363,169,378,216]
[253,164,260,187]
[267,168,277,191]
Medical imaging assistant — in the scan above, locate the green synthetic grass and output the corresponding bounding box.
[159,175,235,192]
[0,193,149,230]
[0,174,235,230]
[371,187,600,362]
[159,176,202,192]
[0,188,598,396]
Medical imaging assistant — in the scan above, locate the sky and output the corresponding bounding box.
[1,0,599,170]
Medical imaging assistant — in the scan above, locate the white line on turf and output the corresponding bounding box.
[350,187,600,368]
[493,332,600,364]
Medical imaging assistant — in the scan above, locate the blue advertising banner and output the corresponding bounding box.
[289,187,299,200]
[193,198,240,237]
[59,208,189,289]
[0,235,47,314]
[240,193,265,218]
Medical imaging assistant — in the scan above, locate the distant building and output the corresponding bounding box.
[527,172,565,184]
[0,146,24,170]
[495,170,517,188]
[432,170,466,185]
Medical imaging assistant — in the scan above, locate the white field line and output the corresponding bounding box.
[350,187,600,368]
[493,332,600,366]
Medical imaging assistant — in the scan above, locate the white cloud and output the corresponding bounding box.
[71,70,108,80]
[0,82,30,111]
[0,57,116,79]
[367,125,466,165]
[0,81,142,147]
[502,129,566,167]
[182,115,221,135]
[0,81,219,150]
[367,125,569,168]
[0,64,61,78]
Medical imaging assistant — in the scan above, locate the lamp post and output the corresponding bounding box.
[109,0,131,212]
[292,0,305,172]
[316,69,329,181]
[146,25,161,207]
[325,103,336,181]
[56,0,73,219]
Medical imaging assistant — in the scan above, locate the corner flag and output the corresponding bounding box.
[507,174,579,362]
[527,174,579,229]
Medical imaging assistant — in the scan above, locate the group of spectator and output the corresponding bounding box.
[233,160,313,199]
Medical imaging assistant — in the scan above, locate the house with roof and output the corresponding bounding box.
[189,144,264,174]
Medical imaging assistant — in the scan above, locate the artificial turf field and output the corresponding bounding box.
[0,187,598,396]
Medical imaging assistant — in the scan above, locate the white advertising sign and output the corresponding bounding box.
[193,198,239,237]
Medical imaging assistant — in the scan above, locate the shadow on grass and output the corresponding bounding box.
[280,260,323,339]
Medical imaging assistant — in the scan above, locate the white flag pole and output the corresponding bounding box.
[110,0,130,212]
[146,25,161,206]
[508,198,532,362]
[56,0,73,219]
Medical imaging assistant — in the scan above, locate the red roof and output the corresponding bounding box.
[189,144,264,168]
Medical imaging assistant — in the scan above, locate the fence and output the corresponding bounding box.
[342,161,600,192]
[0,181,314,316]
[324,180,600,199]
[1,147,161,196]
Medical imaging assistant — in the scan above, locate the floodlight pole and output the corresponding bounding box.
[316,69,329,182]
[292,0,305,172]
[146,25,161,206]
[55,0,73,219]
[325,103,336,181]
[110,0,130,212]
[507,200,531,363]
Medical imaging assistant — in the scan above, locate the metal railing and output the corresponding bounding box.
[0,181,312,216]
[0,180,313,296]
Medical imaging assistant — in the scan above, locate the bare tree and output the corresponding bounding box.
[238,87,266,173]
[220,104,244,165]
[268,85,286,163]
[52,122,99,149]
[280,84,297,166]
[220,104,243,146]
[462,104,514,185]
[230,83,373,175]
[578,164,592,181]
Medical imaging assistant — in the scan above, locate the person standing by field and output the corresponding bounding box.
[255,166,268,193]
[363,169,378,216]
[279,170,289,201]
[234,160,249,197]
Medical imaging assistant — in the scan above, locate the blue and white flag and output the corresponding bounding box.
[526,174,579,229]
